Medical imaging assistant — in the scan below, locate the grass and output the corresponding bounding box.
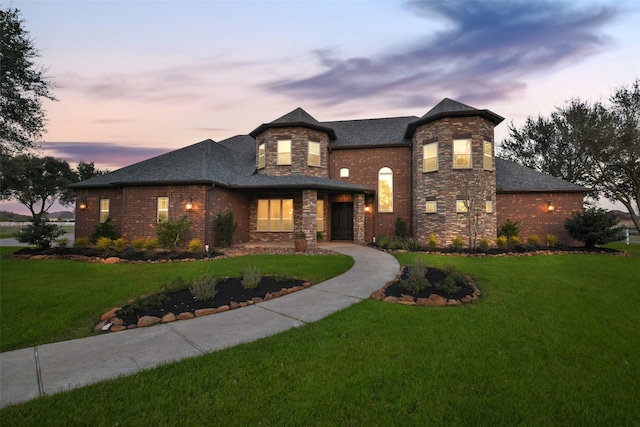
[1,250,638,425]
[0,247,353,351]
[0,224,74,239]
[603,241,640,255]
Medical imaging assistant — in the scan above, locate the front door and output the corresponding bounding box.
[331,202,354,240]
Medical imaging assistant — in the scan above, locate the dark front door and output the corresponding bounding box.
[331,202,354,240]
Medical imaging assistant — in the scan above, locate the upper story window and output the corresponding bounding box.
[485,200,493,213]
[423,142,438,172]
[258,143,265,169]
[456,199,469,213]
[157,197,169,222]
[317,199,324,231]
[425,200,437,213]
[308,141,320,167]
[257,199,293,232]
[99,199,110,223]
[277,140,291,165]
[378,167,393,213]
[483,141,493,171]
[453,139,472,169]
[339,167,349,178]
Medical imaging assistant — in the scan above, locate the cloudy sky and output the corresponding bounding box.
[3,0,639,214]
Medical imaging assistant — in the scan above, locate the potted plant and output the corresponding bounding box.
[293,231,307,252]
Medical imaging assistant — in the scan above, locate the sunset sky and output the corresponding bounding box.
[2,0,639,214]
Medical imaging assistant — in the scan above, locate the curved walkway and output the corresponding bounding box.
[0,243,399,408]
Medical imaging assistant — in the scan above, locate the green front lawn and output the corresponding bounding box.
[1,250,638,425]
[0,247,353,352]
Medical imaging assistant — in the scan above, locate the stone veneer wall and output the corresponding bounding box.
[301,189,318,247]
[256,127,329,177]
[412,116,497,246]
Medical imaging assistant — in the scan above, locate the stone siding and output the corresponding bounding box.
[256,127,329,177]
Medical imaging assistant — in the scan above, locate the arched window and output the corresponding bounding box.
[378,167,393,212]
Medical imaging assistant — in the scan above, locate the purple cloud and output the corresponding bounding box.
[42,141,171,169]
[265,0,619,107]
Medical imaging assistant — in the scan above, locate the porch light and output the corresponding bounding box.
[78,199,87,210]
[185,198,194,211]
[364,205,371,213]
[547,200,554,213]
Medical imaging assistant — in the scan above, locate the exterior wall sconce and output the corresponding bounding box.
[185,198,194,211]
[78,199,87,210]
[547,200,554,213]
[364,205,371,213]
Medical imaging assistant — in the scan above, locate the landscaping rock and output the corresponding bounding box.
[110,317,124,326]
[177,312,195,320]
[195,308,217,317]
[230,301,241,310]
[252,297,263,304]
[161,313,177,323]
[110,325,127,332]
[94,320,108,332]
[103,257,120,264]
[137,315,161,328]
[383,296,399,303]
[416,298,429,306]
[398,300,416,306]
[100,307,120,321]
[264,293,274,301]
[370,289,385,301]
[446,299,461,306]
[428,294,447,306]
[217,305,230,313]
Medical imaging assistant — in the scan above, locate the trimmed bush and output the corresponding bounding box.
[394,217,409,239]
[90,217,118,243]
[451,237,465,250]
[144,237,158,251]
[131,238,145,251]
[190,276,219,301]
[113,237,127,252]
[73,237,90,247]
[508,236,521,246]
[546,234,560,248]
[478,237,491,252]
[56,238,69,248]
[499,219,520,238]
[242,265,261,289]
[189,239,202,253]
[565,207,625,248]
[156,216,191,249]
[96,237,113,251]
[214,208,238,247]
[427,233,439,250]
[401,257,429,294]
[496,235,508,249]
[526,235,540,246]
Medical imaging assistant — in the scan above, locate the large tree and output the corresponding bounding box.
[499,80,640,233]
[1,7,56,155]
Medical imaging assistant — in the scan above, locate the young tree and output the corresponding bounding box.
[1,7,57,155]
[565,207,624,248]
[499,79,640,233]
[455,171,493,250]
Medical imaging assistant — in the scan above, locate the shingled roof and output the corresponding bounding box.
[495,158,587,193]
[249,107,337,140]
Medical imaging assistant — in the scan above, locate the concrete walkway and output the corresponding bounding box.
[0,243,399,408]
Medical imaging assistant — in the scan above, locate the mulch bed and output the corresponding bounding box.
[8,246,217,261]
[384,267,474,301]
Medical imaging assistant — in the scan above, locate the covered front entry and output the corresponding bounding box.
[331,202,354,240]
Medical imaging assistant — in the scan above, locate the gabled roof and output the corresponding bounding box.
[404,98,504,139]
[323,116,416,148]
[495,158,587,193]
[249,107,337,140]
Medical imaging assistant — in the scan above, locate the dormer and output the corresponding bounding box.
[250,108,335,177]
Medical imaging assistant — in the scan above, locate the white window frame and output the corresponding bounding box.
[157,197,169,222]
[456,200,469,213]
[339,167,349,178]
[258,143,265,169]
[257,199,294,232]
[277,140,291,165]
[378,167,393,213]
[483,141,493,171]
[425,200,437,213]
[423,142,438,172]
[308,141,320,167]
[453,139,472,169]
[99,198,110,223]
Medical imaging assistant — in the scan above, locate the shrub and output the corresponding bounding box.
[546,234,560,248]
[190,276,219,301]
[401,258,429,294]
[451,237,465,250]
[316,231,324,241]
[73,237,90,247]
[394,217,409,239]
[242,264,262,289]
[214,208,238,247]
[507,236,521,246]
[427,233,439,250]
[499,219,520,238]
[165,276,189,292]
[113,237,127,252]
[96,237,113,251]
[124,293,168,315]
[399,237,421,251]
[144,237,158,251]
[495,235,508,250]
[478,237,491,252]
[15,220,64,249]
[131,238,145,251]
[564,207,625,248]
[434,267,468,297]
[376,235,396,250]
[189,239,202,253]
[90,218,118,243]
[56,237,69,248]
[526,235,540,246]
[156,216,191,249]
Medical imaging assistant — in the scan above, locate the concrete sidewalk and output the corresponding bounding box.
[0,243,399,408]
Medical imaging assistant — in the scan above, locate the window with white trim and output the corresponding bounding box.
[258,143,265,169]
[483,141,493,171]
[378,167,393,212]
[308,141,320,167]
[423,142,438,172]
[257,199,294,232]
[339,167,349,177]
[317,199,324,231]
[157,197,169,222]
[456,200,469,213]
[425,200,437,213]
[453,139,472,169]
[99,199,110,223]
[277,140,291,165]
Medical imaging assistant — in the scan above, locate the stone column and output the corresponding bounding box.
[354,193,365,245]
[301,189,317,247]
